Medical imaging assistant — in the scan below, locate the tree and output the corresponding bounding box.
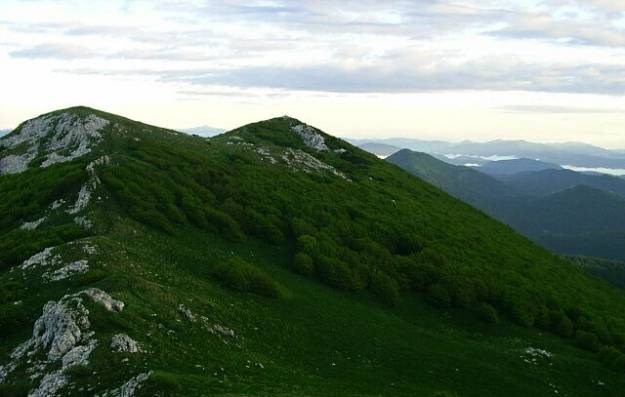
[476,303,499,324]
[370,271,400,306]
[426,284,451,308]
[292,252,314,276]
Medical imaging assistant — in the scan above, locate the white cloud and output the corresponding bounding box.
[1,0,625,147]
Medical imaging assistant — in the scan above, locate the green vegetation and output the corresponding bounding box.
[2,107,625,396]
[388,149,625,261]
[569,256,625,289]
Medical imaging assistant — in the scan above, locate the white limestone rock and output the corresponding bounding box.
[281,148,348,180]
[110,334,141,353]
[20,217,46,231]
[83,288,125,312]
[50,199,65,210]
[20,247,60,270]
[100,371,152,397]
[0,113,109,175]
[34,296,91,361]
[178,304,196,322]
[0,154,34,174]
[62,339,98,367]
[67,184,92,215]
[291,123,328,151]
[0,289,124,392]
[209,324,236,338]
[29,370,68,397]
[43,260,89,282]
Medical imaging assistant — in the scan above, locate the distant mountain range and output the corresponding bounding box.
[478,158,562,175]
[178,125,226,137]
[357,142,402,157]
[0,129,10,137]
[499,168,625,197]
[388,149,625,261]
[358,138,625,170]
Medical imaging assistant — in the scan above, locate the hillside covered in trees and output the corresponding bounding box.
[1,107,625,396]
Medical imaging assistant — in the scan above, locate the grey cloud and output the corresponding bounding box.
[57,61,625,95]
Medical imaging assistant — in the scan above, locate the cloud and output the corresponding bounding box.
[491,13,625,47]
[56,59,625,95]
[6,0,625,97]
[10,43,96,59]
[499,105,624,113]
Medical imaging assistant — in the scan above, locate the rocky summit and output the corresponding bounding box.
[2,107,625,396]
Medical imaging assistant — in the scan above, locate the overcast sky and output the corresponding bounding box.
[2,0,625,147]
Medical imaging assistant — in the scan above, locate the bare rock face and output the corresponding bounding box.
[178,304,197,322]
[110,334,141,353]
[20,217,46,231]
[291,123,328,151]
[83,288,125,312]
[43,260,89,282]
[280,148,348,180]
[0,289,125,395]
[0,112,109,175]
[34,296,91,361]
[100,371,152,397]
[20,247,60,270]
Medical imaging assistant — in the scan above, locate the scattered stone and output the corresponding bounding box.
[280,148,348,180]
[43,260,89,282]
[74,215,93,230]
[210,324,235,338]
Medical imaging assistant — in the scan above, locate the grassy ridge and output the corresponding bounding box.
[3,108,625,395]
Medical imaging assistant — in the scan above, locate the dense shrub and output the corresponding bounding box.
[292,252,314,276]
[476,303,499,324]
[403,263,441,291]
[575,331,600,352]
[599,346,625,371]
[551,312,574,338]
[369,271,400,306]
[0,381,30,397]
[211,258,280,298]
[426,284,452,308]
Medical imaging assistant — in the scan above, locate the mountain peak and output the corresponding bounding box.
[227,116,333,152]
[0,107,111,175]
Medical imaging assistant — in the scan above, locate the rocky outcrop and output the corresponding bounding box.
[20,216,46,231]
[291,123,328,151]
[110,334,141,353]
[42,260,89,282]
[281,148,348,180]
[100,371,152,397]
[0,112,109,175]
[0,289,124,395]
[20,247,60,270]
[178,304,196,322]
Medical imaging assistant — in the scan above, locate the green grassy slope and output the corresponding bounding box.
[2,108,625,396]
